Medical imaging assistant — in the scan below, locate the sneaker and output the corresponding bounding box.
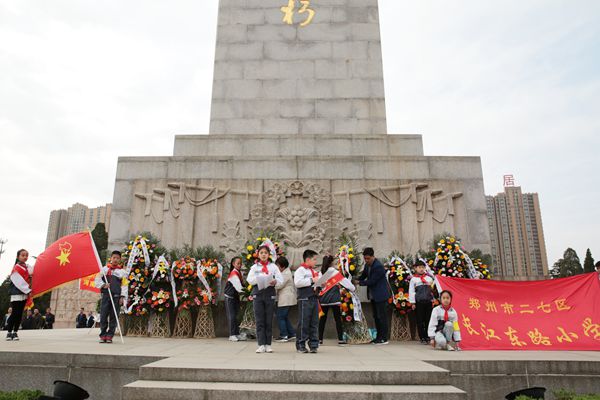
[275,336,289,343]
[6,332,13,341]
[106,337,113,344]
[454,344,461,351]
[319,340,323,345]
[236,335,247,341]
[229,335,239,342]
[373,340,389,345]
[309,348,318,353]
[288,335,296,341]
[256,345,266,353]
[297,348,309,354]
[338,340,348,345]
[99,337,107,343]
[446,344,455,351]
[265,345,273,353]
[12,333,19,341]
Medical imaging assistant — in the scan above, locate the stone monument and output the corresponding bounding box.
[108,0,491,264]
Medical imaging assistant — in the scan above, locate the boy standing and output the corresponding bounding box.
[94,250,127,343]
[294,249,321,353]
[409,261,435,344]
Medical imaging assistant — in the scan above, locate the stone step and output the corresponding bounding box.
[139,359,451,386]
[122,380,467,400]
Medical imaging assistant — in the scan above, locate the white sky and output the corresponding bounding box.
[1,1,599,277]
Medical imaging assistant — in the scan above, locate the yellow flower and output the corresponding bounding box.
[349,304,354,310]
[246,254,252,260]
[247,245,254,251]
[349,254,354,259]
[348,247,353,252]
[247,285,252,290]
[350,265,356,271]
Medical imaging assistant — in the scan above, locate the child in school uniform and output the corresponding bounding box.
[6,249,34,341]
[94,250,127,343]
[409,260,435,344]
[428,290,461,351]
[224,256,247,342]
[318,255,354,345]
[247,245,283,354]
[274,256,297,342]
[294,249,321,353]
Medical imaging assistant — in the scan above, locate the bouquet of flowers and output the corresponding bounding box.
[429,235,469,278]
[386,255,413,316]
[152,256,170,283]
[122,233,160,267]
[147,288,172,313]
[130,302,150,317]
[172,257,197,280]
[240,283,254,303]
[472,258,492,280]
[337,244,360,279]
[340,287,356,323]
[196,258,222,306]
[176,286,198,311]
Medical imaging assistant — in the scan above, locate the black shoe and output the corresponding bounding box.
[374,340,389,345]
[106,337,113,344]
[319,339,323,345]
[12,333,19,341]
[288,335,296,341]
[309,348,318,353]
[6,332,13,341]
[297,348,309,354]
[275,336,289,343]
[338,340,348,345]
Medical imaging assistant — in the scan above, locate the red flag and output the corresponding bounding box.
[31,232,102,298]
[437,273,600,350]
[79,274,101,293]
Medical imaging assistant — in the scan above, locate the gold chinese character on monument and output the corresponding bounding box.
[281,0,315,27]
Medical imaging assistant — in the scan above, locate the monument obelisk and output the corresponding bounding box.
[108,0,491,265]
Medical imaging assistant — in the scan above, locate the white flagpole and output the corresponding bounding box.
[89,232,125,344]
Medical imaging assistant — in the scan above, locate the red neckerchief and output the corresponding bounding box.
[416,273,428,284]
[228,268,242,281]
[301,263,318,279]
[106,263,122,277]
[442,304,452,322]
[12,262,30,285]
[259,260,269,274]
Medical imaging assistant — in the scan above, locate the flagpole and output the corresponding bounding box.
[89,232,125,344]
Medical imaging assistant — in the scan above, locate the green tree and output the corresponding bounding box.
[91,223,108,262]
[550,248,583,278]
[583,248,595,273]
[0,276,10,317]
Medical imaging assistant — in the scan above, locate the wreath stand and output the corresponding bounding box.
[172,309,194,338]
[239,302,256,338]
[118,314,128,336]
[390,313,411,341]
[149,312,171,338]
[193,306,216,339]
[125,315,149,337]
[344,310,372,345]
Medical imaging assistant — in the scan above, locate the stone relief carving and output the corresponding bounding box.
[133,180,463,261]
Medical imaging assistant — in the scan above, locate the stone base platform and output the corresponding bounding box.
[1,330,600,400]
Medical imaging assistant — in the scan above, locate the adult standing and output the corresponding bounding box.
[75,308,87,328]
[87,311,96,328]
[21,310,34,330]
[44,308,55,329]
[5,249,34,341]
[32,309,44,329]
[2,307,12,330]
[358,247,391,345]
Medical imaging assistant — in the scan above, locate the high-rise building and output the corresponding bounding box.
[44,202,112,327]
[486,178,549,280]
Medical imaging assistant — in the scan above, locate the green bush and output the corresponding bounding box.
[554,389,600,400]
[0,390,44,400]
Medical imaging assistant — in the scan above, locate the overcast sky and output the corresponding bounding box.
[1,1,598,277]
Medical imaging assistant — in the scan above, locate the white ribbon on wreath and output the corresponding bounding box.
[338,247,350,278]
[197,260,213,304]
[215,262,223,303]
[350,291,363,322]
[126,237,150,274]
[170,260,179,307]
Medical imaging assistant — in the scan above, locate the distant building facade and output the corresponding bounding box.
[486,177,549,280]
[45,203,112,327]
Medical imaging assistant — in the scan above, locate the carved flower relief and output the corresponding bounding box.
[287,205,308,229]
[287,181,304,196]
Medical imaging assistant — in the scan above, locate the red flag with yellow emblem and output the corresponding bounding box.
[31,232,102,298]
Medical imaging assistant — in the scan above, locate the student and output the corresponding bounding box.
[224,256,246,342]
[94,250,127,343]
[247,246,283,353]
[409,260,435,344]
[5,249,33,341]
[75,308,87,328]
[275,256,296,343]
[294,249,321,353]
[358,247,391,345]
[318,255,354,345]
[428,290,461,351]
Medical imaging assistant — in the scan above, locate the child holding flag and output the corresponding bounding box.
[94,250,127,343]
[247,245,283,354]
[409,260,435,344]
[428,290,461,351]
[6,249,33,341]
[294,249,321,353]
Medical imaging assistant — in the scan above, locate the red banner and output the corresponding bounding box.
[437,273,600,350]
[79,274,100,293]
[31,232,102,298]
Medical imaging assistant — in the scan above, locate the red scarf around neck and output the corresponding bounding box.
[442,304,452,322]
[416,273,428,284]
[106,263,122,277]
[301,263,318,278]
[228,268,242,281]
[259,260,270,274]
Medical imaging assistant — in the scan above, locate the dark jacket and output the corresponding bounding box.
[359,258,391,303]
[76,313,87,328]
[86,315,95,328]
[44,313,55,329]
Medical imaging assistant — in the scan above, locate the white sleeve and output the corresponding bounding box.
[275,271,287,290]
[450,310,462,342]
[113,269,128,279]
[230,275,243,293]
[94,273,105,289]
[27,263,34,276]
[272,265,284,286]
[246,265,259,285]
[294,268,313,288]
[341,277,355,292]
[408,278,416,304]
[10,272,31,294]
[428,307,439,338]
